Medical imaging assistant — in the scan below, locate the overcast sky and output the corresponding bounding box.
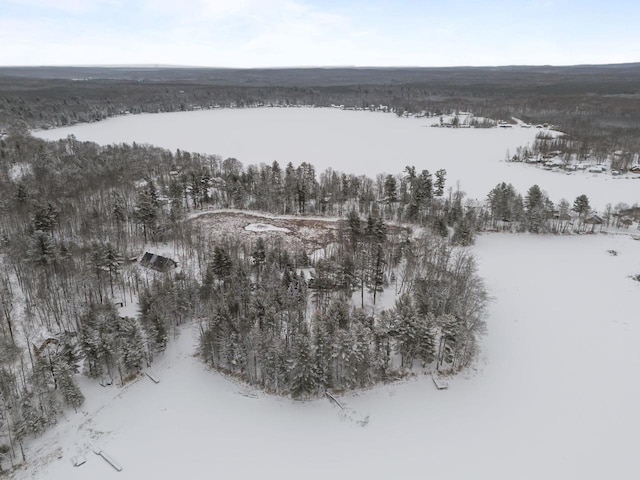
[1,0,639,67]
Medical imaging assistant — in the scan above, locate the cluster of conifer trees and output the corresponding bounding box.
[481,182,636,233]
[196,217,486,397]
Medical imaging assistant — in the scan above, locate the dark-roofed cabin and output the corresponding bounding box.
[584,215,603,225]
[620,206,640,221]
[584,215,604,232]
[140,252,177,272]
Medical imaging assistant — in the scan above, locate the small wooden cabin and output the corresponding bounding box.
[140,252,177,272]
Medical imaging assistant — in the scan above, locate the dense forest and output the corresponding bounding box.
[1,65,639,472]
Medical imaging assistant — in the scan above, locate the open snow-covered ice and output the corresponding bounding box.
[14,232,640,480]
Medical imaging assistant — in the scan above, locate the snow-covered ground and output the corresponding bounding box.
[13,232,640,480]
[244,223,291,233]
[8,162,32,181]
[32,108,640,210]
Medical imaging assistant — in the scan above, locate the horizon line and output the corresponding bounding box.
[1,61,640,70]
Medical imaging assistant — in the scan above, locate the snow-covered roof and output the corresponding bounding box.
[139,252,177,272]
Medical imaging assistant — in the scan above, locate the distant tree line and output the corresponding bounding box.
[2,64,640,169]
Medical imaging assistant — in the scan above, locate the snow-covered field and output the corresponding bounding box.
[32,108,640,210]
[244,223,291,233]
[13,232,640,480]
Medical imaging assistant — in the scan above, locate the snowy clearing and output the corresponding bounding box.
[244,223,291,233]
[8,162,32,181]
[13,232,640,480]
[190,210,348,257]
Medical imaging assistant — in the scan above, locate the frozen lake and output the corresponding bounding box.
[17,110,640,480]
[34,108,639,210]
[15,233,640,480]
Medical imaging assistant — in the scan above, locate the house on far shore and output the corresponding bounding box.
[140,252,177,272]
[584,215,603,225]
[620,206,640,221]
[552,210,572,221]
[584,215,604,232]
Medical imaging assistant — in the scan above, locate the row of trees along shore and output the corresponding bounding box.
[507,130,640,173]
[0,130,634,470]
[484,182,638,233]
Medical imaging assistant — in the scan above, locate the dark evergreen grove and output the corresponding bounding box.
[197,222,487,397]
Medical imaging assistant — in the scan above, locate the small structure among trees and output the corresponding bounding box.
[584,215,603,225]
[139,252,177,272]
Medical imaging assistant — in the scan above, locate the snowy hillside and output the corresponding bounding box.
[12,232,640,480]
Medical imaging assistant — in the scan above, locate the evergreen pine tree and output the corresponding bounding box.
[524,184,549,233]
[392,293,418,368]
[312,321,330,389]
[133,183,159,241]
[18,396,46,437]
[55,362,85,411]
[289,332,318,398]
[373,310,392,381]
[28,230,57,267]
[139,287,168,352]
[211,246,232,279]
[434,169,447,197]
[415,313,437,366]
[118,316,146,374]
[438,314,461,369]
[572,194,591,217]
[383,174,397,202]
